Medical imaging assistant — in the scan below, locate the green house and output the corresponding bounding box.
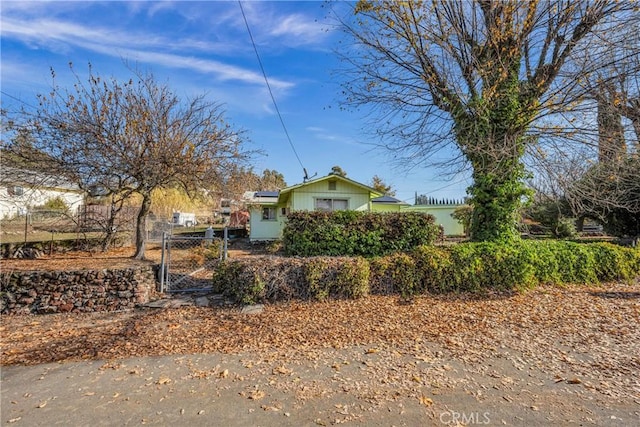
[405,204,465,236]
[243,174,406,241]
[243,174,464,241]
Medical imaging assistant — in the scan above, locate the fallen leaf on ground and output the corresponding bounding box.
[248,390,265,400]
[419,396,433,406]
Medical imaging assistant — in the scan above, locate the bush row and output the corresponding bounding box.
[212,256,369,304]
[282,211,440,257]
[212,241,640,304]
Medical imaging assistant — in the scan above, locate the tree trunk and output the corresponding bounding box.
[456,85,531,242]
[101,198,118,252]
[468,158,527,242]
[450,51,534,242]
[101,225,115,252]
[133,193,152,260]
[597,84,626,164]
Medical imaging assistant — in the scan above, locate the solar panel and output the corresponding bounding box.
[254,191,279,198]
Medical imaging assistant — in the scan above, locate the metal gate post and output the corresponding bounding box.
[159,232,167,293]
[223,226,228,260]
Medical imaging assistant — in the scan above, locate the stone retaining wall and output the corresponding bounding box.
[1,266,158,315]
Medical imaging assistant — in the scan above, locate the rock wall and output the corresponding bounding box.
[1,266,157,315]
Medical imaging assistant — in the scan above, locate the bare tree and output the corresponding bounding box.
[532,22,640,237]
[567,157,640,236]
[336,0,637,241]
[9,63,250,259]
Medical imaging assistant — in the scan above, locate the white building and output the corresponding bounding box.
[0,167,84,219]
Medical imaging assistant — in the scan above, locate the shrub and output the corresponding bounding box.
[212,261,244,296]
[369,257,393,295]
[211,257,306,304]
[283,211,439,257]
[516,240,640,285]
[549,241,597,284]
[468,243,536,291]
[37,196,70,214]
[411,245,453,293]
[335,256,370,299]
[589,242,639,282]
[555,218,578,239]
[521,241,562,284]
[304,256,370,300]
[212,256,370,303]
[212,240,640,304]
[447,243,486,292]
[369,252,421,298]
[186,241,221,266]
[304,257,334,301]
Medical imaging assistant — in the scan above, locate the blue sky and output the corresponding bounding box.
[1,0,471,203]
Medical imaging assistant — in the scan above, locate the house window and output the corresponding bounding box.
[262,207,277,221]
[281,207,290,216]
[315,198,348,212]
[328,180,337,191]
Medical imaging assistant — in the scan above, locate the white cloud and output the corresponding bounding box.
[1,16,235,55]
[268,14,327,44]
[306,126,366,146]
[239,2,332,48]
[0,16,293,89]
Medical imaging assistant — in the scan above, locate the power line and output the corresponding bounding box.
[237,1,307,175]
[0,90,39,111]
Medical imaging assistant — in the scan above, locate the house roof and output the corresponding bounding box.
[254,191,279,198]
[371,195,409,205]
[280,174,383,197]
[0,166,81,192]
[242,190,279,205]
[244,175,388,206]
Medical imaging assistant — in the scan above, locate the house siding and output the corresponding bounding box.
[371,203,402,213]
[0,185,84,219]
[402,205,464,236]
[289,179,371,212]
[248,205,286,241]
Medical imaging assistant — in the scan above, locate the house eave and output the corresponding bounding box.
[278,174,383,203]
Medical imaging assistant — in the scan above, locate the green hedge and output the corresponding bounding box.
[282,211,439,257]
[212,256,370,304]
[212,241,640,303]
[410,241,639,294]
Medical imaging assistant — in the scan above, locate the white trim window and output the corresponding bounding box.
[315,198,348,212]
[262,207,277,221]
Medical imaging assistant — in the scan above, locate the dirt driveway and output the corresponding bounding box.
[2,283,639,426]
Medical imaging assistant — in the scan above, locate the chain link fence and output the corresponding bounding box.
[158,231,232,293]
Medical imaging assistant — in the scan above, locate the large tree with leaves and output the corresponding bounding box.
[370,175,396,196]
[9,64,249,259]
[338,0,637,241]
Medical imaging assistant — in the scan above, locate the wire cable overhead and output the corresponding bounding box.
[238,1,308,179]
